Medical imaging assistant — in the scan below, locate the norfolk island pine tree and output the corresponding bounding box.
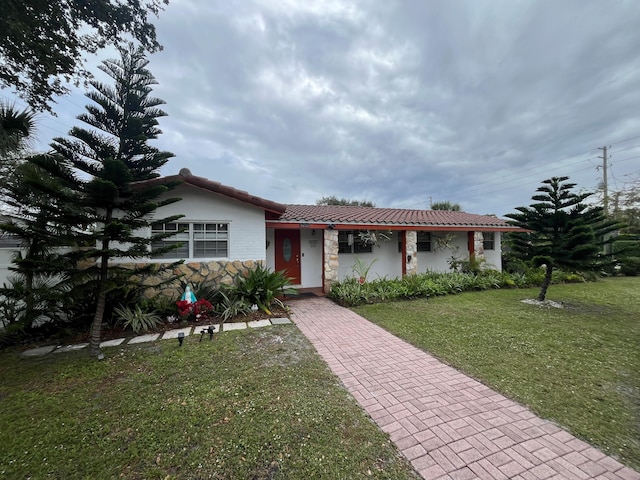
[505,176,621,301]
[34,45,183,358]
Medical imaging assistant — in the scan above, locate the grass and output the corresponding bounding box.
[0,326,419,479]
[354,276,640,471]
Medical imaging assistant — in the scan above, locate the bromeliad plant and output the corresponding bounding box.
[352,257,377,283]
[114,305,162,333]
[232,264,297,315]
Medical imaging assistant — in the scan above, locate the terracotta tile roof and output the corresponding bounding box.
[135,169,288,215]
[278,204,516,230]
[139,171,518,230]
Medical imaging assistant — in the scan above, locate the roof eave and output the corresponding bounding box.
[266,219,523,231]
[134,173,287,216]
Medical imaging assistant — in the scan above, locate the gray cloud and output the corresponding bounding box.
[25,0,640,216]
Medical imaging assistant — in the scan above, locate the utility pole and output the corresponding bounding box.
[598,146,609,215]
[598,145,612,255]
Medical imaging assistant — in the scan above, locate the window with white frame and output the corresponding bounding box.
[0,232,22,248]
[193,223,228,257]
[338,230,373,254]
[483,232,495,250]
[151,222,229,259]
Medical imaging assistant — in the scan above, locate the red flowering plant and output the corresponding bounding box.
[176,299,215,322]
[176,300,193,319]
[193,299,214,322]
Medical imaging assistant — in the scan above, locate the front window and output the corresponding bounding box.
[338,230,373,254]
[417,232,432,252]
[398,231,432,252]
[483,232,495,250]
[0,232,22,248]
[193,223,228,258]
[151,222,229,259]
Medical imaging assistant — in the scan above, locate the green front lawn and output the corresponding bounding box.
[0,326,418,479]
[354,277,640,470]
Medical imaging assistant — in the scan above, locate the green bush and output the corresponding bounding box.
[230,264,297,314]
[215,287,251,322]
[329,271,484,307]
[328,278,369,307]
[619,257,640,276]
[139,294,177,320]
[449,256,493,274]
[114,305,162,333]
[328,268,597,307]
[563,273,586,283]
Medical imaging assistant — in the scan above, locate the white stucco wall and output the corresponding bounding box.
[482,231,502,270]
[337,231,403,281]
[416,232,468,273]
[415,231,503,273]
[265,229,275,269]
[136,184,267,263]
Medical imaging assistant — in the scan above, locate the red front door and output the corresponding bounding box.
[275,230,301,285]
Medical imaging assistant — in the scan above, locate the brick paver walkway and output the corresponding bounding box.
[291,297,639,480]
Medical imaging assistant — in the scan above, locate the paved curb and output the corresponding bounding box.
[20,317,292,357]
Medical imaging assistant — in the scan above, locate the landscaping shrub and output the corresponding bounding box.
[619,257,640,276]
[328,268,598,307]
[176,298,216,323]
[140,294,177,321]
[231,264,297,314]
[215,287,251,321]
[449,256,493,274]
[113,305,162,333]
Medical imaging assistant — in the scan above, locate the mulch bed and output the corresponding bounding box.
[5,302,296,350]
[82,303,292,343]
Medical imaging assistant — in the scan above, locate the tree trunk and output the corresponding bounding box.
[24,260,35,329]
[538,265,553,301]
[89,247,110,358]
[88,285,107,358]
[23,238,37,328]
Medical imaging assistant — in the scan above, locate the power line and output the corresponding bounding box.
[598,146,609,214]
[458,153,598,199]
[610,134,640,146]
[610,144,639,154]
[613,154,640,164]
[459,152,629,204]
[454,135,639,202]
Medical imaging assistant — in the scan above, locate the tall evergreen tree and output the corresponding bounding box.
[0,106,67,333]
[47,44,181,357]
[505,176,621,301]
[0,156,79,329]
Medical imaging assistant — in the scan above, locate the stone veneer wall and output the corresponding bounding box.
[405,231,417,275]
[474,232,485,258]
[323,229,339,293]
[126,259,262,299]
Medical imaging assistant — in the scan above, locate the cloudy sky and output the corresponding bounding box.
[19,0,640,216]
